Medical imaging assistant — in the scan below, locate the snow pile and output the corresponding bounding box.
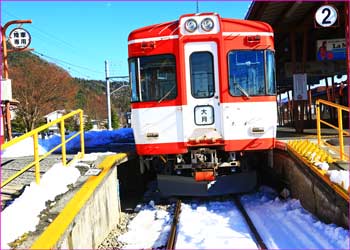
[118,202,171,249]
[241,186,349,249]
[314,161,330,171]
[1,162,81,249]
[328,170,349,191]
[1,137,47,158]
[313,162,349,191]
[176,201,258,249]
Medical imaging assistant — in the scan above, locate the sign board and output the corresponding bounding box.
[84,168,102,176]
[315,5,338,27]
[316,38,346,61]
[8,28,31,49]
[293,74,307,100]
[1,79,12,101]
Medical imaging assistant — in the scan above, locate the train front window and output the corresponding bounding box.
[228,50,266,96]
[129,54,177,102]
[190,52,215,98]
[266,50,276,94]
[129,59,139,102]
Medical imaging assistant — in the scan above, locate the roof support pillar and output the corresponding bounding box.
[346,1,350,104]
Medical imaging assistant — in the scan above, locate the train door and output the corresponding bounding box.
[183,42,222,141]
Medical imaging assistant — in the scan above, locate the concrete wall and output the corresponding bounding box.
[263,149,349,228]
[59,166,121,249]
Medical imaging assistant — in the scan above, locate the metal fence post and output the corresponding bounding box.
[60,121,67,166]
[79,111,85,157]
[337,108,344,160]
[33,133,40,184]
[316,100,321,145]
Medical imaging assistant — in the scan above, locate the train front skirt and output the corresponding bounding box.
[157,171,257,197]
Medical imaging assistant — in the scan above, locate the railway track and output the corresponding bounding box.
[165,198,267,250]
[166,200,181,250]
[233,196,267,250]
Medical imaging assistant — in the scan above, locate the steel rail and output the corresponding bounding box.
[234,196,268,250]
[166,200,181,250]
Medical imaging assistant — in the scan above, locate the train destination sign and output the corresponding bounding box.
[195,105,214,125]
[8,27,31,49]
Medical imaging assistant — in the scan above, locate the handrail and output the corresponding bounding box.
[316,99,349,161]
[1,109,85,188]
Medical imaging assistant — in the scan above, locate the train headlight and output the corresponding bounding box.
[184,18,198,33]
[201,18,214,32]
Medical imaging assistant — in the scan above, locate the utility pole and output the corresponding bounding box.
[104,60,129,130]
[1,19,33,142]
[105,60,112,130]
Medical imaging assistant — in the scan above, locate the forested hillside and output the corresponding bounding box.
[7,51,130,132]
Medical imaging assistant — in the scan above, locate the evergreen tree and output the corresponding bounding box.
[111,109,120,129]
[85,118,93,131]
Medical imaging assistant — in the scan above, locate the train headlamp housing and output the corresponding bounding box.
[184,19,198,33]
[201,18,214,32]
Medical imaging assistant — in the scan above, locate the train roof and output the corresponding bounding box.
[128,13,273,41]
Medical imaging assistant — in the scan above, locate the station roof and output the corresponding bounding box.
[245,1,347,94]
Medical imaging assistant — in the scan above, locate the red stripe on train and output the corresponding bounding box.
[136,138,275,155]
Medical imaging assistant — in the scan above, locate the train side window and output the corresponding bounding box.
[190,52,215,98]
[266,50,276,95]
[228,50,265,96]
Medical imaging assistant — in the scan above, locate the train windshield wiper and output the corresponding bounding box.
[158,85,176,103]
[234,83,250,99]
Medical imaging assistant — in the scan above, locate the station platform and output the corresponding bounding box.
[277,126,349,170]
[275,126,349,207]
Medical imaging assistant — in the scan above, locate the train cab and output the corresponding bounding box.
[128,13,277,196]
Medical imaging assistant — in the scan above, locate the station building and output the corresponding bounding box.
[246,1,349,133]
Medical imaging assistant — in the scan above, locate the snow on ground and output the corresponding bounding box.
[176,201,258,249]
[241,186,350,249]
[1,160,81,249]
[1,137,47,158]
[118,187,349,249]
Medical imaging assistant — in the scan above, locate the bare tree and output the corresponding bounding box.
[10,56,77,131]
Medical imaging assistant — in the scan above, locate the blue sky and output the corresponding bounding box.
[2,1,252,80]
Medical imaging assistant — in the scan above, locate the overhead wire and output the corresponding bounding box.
[31,51,93,79]
[33,51,104,75]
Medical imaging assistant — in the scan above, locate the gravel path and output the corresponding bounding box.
[98,212,136,249]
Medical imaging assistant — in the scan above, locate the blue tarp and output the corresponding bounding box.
[39,128,135,154]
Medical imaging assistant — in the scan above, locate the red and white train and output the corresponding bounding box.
[128,13,277,196]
